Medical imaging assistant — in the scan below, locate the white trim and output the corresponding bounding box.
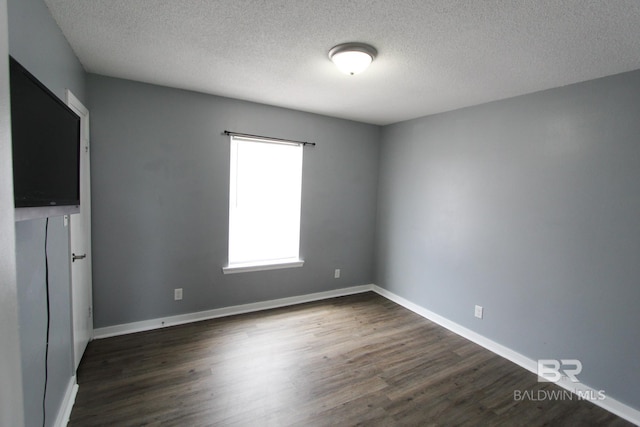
[94,284,374,339]
[66,90,89,119]
[222,259,304,274]
[53,376,78,427]
[370,285,640,426]
[65,90,94,370]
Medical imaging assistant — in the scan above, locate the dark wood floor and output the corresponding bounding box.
[70,292,632,426]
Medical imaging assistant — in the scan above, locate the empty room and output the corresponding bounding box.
[1,0,640,426]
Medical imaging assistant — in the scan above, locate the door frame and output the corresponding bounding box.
[66,89,93,370]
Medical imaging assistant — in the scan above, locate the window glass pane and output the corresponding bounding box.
[228,136,303,265]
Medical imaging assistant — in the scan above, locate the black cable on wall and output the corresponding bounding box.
[42,217,51,427]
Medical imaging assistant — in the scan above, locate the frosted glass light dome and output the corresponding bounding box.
[329,43,377,75]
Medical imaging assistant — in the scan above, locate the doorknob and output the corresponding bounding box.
[72,253,87,262]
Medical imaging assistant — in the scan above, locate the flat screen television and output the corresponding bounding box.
[9,56,81,220]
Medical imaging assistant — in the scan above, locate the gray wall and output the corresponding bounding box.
[7,0,87,425]
[376,70,640,409]
[0,0,25,425]
[87,74,380,328]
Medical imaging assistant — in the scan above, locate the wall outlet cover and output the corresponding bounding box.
[475,305,483,319]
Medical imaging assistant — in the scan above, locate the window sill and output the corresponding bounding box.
[222,259,304,275]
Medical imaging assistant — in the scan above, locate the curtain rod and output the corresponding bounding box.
[223,130,316,146]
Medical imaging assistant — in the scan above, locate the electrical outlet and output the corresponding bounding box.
[334,269,341,279]
[174,288,183,301]
[474,305,483,319]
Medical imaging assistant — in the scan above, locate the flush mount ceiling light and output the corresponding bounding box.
[328,42,377,76]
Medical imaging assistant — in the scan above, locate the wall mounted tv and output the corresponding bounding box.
[9,56,81,221]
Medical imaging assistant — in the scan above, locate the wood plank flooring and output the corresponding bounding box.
[70,292,632,426]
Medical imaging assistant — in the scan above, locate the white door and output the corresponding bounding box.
[67,90,93,371]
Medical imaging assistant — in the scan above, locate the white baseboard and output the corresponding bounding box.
[94,284,374,339]
[54,376,78,427]
[370,285,640,426]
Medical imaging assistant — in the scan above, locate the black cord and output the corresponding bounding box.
[42,217,51,427]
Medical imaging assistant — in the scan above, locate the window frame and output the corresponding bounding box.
[222,134,305,275]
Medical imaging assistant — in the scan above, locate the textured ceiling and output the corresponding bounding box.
[43,0,640,125]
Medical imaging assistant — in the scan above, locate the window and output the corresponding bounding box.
[223,135,304,274]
